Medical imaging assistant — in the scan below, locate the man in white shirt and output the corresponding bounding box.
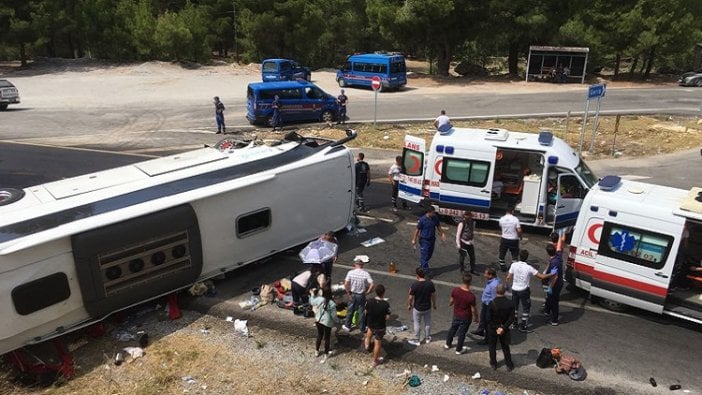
[433,110,452,132]
[388,155,409,212]
[506,249,549,332]
[498,205,521,272]
[342,256,374,333]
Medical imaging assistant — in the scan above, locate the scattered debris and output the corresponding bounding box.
[182,375,197,384]
[407,375,422,387]
[226,316,234,322]
[360,237,385,247]
[472,372,481,379]
[650,377,657,387]
[123,346,144,360]
[362,379,369,386]
[234,319,249,337]
[670,384,682,390]
[431,365,439,372]
[443,374,449,382]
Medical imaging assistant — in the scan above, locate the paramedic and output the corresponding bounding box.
[498,205,522,272]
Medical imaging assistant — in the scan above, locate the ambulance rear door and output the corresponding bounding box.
[399,135,426,203]
[591,220,678,314]
[436,145,496,214]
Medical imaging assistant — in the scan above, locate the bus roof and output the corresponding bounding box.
[346,53,405,62]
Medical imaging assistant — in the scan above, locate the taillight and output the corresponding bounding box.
[566,245,577,267]
[422,179,430,197]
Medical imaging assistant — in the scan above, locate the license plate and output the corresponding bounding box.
[438,207,489,220]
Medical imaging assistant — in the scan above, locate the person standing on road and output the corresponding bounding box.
[271,95,282,130]
[354,152,371,212]
[407,268,437,346]
[342,256,374,333]
[488,284,515,371]
[411,206,446,275]
[364,284,391,367]
[506,249,549,332]
[337,89,348,124]
[498,205,522,272]
[213,96,226,134]
[544,244,564,326]
[444,274,478,355]
[434,109,452,132]
[472,267,500,344]
[388,155,409,212]
[310,286,338,357]
[456,211,477,274]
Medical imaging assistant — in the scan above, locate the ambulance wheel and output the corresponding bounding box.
[0,188,24,206]
[597,297,627,312]
[321,110,335,123]
[338,78,346,88]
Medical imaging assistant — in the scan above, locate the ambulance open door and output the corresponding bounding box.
[554,173,587,229]
[399,135,426,204]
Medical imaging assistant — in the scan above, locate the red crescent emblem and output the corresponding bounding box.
[587,223,603,244]
[408,156,421,173]
[434,158,443,176]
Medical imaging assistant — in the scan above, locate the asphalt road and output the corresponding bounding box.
[1,142,700,395]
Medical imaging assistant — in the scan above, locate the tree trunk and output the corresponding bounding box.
[643,48,655,80]
[613,53,621,79]
[628,56,638,79]
[19,42,27,67]
[436,42,451,76]
[508,42,519,76]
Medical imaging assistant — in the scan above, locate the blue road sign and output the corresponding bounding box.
[588,83,606,99]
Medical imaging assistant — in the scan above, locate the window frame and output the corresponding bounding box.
[597,221,673,270]
[441,157,491,187]
[236,208,272,238]
[401,148,424,177]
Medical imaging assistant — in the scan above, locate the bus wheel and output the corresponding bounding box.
[321,110,334,123]
[338,78,346,87]
[598,297,627,312]
[0,188,25,206]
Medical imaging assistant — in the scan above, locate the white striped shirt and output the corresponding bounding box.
[345,268,373,294]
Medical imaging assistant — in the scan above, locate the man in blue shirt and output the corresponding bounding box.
[544,244,564,326]
[472,267,500,342]
[411,206,446,275]
[213,96,226,134]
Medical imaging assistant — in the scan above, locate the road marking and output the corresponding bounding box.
[620,175,651,181]
[0,140,156,157]
[356,214,394,223]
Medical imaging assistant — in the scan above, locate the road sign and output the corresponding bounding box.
[587,83,606,99]
[371,76,381,91]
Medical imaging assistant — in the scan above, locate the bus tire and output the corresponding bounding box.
[321,110,335,123]
[0,188,24,206]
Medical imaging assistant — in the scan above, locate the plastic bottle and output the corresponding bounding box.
[388,261,397,273]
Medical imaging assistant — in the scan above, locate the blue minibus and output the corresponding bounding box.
[336,53,407,91]
[246,80,339,126]
[261,59,311,82]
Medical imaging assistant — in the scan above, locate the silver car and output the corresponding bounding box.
[678,69,702,87]
[0,79,20,110]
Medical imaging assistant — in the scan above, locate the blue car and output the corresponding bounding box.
[262,59,311,82]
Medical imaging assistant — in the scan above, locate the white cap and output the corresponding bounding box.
[353,255,369,263]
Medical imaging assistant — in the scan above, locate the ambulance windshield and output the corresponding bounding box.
[575,159,597,188]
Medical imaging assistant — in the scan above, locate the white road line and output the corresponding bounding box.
[0,140,157,157]
[620,175,652,181]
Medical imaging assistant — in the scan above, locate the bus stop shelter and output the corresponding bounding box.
[526,46,589,84]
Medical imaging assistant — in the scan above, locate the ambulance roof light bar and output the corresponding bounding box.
[598,175,622,191]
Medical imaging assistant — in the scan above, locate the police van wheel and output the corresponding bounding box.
[0,104,7,111]
[338,79,346,88]
[598,297,627,312]
[321,110,334,123]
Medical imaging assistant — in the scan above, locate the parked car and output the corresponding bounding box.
[678,68,702,87]
[261,59,311,82]
[0,79,20,110]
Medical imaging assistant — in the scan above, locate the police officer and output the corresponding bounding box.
[213,96,226,134]
[271,95,282,130]
[355,152,370,212]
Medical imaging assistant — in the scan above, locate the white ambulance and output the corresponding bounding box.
[567,175,702,324]
[399,127,598,229]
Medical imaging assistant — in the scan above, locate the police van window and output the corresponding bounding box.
[352,63,366,72]
[402,148,424,177]
[262,62,277,72]
[237,208,271,238]
[373,64,388,73]
[261,88,302,100]
[442,158,490,187]
[280,62,292,72]
[305,87,324,99]
[390,62,406,73]
[598,222,673,270]
[342,62,351,71]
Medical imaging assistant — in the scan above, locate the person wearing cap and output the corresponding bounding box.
[342,256,374,333]
[213,96,226,134]
[337,89,348,124]
[411,206,446,275]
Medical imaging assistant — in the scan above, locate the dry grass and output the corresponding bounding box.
[251,115,702,159]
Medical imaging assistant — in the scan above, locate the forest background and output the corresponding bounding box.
[1,0,701,78]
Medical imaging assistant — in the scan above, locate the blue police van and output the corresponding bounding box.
[246,80,339,126]
[336,53,407,91]
[262,59,311,82]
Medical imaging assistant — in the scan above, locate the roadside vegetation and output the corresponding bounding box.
[1,0,701,79]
